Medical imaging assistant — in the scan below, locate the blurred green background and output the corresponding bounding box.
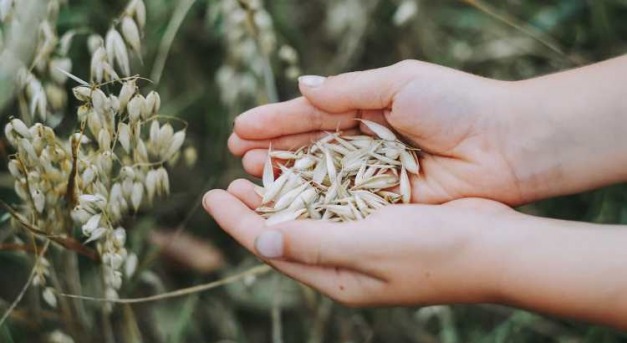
[2,0,627,342]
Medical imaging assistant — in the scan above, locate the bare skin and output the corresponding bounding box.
[207,55,627,330]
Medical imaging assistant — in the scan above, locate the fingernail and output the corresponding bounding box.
[255,231,283,258]
[298,75,326,88]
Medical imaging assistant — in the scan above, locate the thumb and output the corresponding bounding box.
[254,220,361,268]
[298,60,417,113]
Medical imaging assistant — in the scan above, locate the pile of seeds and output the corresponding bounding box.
[255,119,420,225]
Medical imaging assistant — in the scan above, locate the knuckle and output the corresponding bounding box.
[328,71,359,85]
[298,250,320,265]
[302,241,324,265]
[310,106,325,131]
[282,231,322,265]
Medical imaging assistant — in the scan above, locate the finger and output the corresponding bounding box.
[228,128,360,157]
[203,188,381,300]
[298,61,419,113]
[206,188,367,270]
[226,178,262,209]
[444,198,512,213]
[255,220,365,269]
[202,189,265,249]
[241,149,269,177]
[241,149,301,178]
[234,97,358,140]
[238,130,362,177]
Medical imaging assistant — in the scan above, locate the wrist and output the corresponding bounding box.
[499,61,627,201]
[435,206,528,304]
[495,80,568,203]
[469,210,536,304]
[482,215,627,328]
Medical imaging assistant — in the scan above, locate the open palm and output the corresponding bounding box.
[204,178,512,307]
[228,60,527,205]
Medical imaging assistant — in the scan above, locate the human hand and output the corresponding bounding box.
[204,180,627,328]
[203,178,517,306]
[228,60,543,205]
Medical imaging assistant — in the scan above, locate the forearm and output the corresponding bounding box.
[485,216,627,329]
[506,55,627,201]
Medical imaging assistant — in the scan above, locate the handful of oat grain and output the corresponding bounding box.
[255,120,420,225]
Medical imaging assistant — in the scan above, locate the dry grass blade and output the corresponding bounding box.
[58,264,272,304]
[0,200,99,260]
[0,240,50,328]
[149,230,225,274]
[55,68,90,86]
[460,0,583,66]
[150,0,197,84]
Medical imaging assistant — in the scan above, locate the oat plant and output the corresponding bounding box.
[1,0,186,340]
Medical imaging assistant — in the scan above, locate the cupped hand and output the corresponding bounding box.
[203,178,519,307]
[229,60,538,205]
